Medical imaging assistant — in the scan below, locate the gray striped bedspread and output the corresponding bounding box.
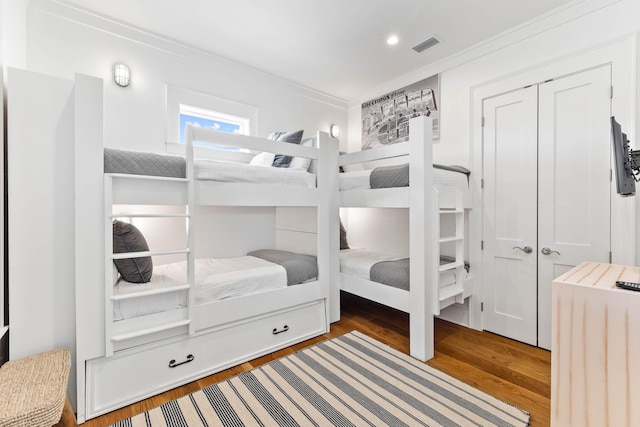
[248,249,317,286]
[104,148,186,178]
[369,256,470,290]
[369,162,471,189]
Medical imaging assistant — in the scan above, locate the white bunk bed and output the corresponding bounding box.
[337,116,473,362]
[74,76,339,422]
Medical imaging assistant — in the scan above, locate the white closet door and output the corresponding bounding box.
[537,65,611,350]
[482,87,539,346]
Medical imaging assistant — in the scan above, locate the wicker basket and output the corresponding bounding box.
[0,348,71,427]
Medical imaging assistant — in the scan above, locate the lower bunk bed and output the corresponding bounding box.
[339,248,471,314]
[336,116,474,362]
[88,245,326,419]
[112,250,318,323]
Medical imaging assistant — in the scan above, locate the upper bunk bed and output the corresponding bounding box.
[103,125,338,207]
[338,133,472,209]
[335,116,473,362]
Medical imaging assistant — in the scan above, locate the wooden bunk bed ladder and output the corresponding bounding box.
[104,171,196,357]
[435,189,466,314]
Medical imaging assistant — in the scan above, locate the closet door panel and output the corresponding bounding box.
[482,87,538,346]
[537,65,611,350]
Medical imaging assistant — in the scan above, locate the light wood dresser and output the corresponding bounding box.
[552,261,640,426]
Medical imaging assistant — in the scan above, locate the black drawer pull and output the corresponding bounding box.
[272,325,289,335]
[168,354,194,368]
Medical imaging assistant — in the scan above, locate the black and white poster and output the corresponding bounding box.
[361,74,439,150]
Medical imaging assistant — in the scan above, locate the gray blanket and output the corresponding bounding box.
[369,163,471,189]
[370,164,409,189]
[248,249,317,286]
[368,256,470,290]
[370,258,410,290]
[104,148,186,178]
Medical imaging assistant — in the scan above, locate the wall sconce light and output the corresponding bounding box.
[330,124,340,139]
[113,64,130,87]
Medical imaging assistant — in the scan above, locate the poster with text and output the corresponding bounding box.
[361,74,439,150]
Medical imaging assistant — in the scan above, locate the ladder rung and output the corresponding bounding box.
[439,236,464,243]
[107,173,189,183]
[110,213,190,219]
[111,284,191,301]
[439,285,464,301]
[112,249,190,259]
[111,319,191,342]
[439,261,464,272]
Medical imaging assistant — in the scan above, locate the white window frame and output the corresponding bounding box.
[166,85,259,159]
[179,104,250,151]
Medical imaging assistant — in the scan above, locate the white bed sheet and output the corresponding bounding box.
[338,167,468,191]
[195,159,316,188]
[113,256,287,320]
[340,248,407,280]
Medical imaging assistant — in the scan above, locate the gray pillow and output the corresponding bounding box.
[112,220,153,283]
[269,130,304,168]
[340,219,350,250]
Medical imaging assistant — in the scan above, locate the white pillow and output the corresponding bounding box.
[249,152,275,166]
[289,139,314,170]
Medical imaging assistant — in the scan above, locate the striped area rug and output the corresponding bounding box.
[111,331,529,426]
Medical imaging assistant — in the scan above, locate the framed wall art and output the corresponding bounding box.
[361,74,439,150]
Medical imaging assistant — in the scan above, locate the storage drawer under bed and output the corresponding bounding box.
[85,299,326,419]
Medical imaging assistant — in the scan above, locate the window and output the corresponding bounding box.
[179,104,250,150]
[166,85,258,156]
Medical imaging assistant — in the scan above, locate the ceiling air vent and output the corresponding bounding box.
[412,36,440,53]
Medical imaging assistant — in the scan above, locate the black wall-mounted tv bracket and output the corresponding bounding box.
[629,147,640,181]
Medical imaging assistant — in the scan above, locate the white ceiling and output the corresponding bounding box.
[60,0,577,101]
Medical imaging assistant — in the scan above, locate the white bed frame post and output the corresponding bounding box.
[185,125,196,336]
[103,175,114,358]
[408,116,435,362]
[74,73,105,423]
[316,131,340,325]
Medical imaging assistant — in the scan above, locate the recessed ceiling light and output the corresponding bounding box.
[387,35,399,46]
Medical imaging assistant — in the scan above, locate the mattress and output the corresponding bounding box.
[340,248,464,291]
[195,159,316,187]
[113,256,287,320]
[338,163,469,191]
[104,148,316,188]
[104,148,186,178]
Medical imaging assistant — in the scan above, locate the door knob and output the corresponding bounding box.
[541,247,560,256]
[513,246,533,254]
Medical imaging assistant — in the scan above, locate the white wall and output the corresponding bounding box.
[25,1,348,153]
[1,0,28,77]
[1,0,29,350]
[21,0,350,274]
[345,0,640,325]
[0,45,5,348]
[348,0,639,162]
[7,67,77,401]
[343,208,409,256]
[347,0,640,256]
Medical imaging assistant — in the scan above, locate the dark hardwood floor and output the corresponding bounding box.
[70,292,551,426]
